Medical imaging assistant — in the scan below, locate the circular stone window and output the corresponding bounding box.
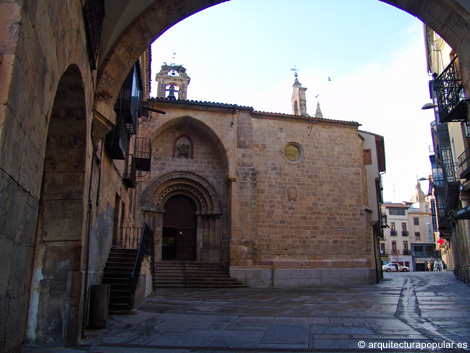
[283,142,304,163]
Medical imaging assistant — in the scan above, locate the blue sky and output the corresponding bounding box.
[150,0,436,202]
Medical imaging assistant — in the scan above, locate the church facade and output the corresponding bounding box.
[139,64,381,287]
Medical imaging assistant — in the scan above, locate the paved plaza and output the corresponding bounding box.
[23,271,470,352]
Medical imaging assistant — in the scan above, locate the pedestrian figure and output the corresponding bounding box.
[442,261,446,271]
[427,262,433,271]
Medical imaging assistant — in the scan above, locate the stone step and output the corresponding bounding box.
[153,262,245,288]
[101,248,138,315]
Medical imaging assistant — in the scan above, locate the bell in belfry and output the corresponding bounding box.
[167,85,176,99]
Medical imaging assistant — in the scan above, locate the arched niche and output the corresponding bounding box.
[27,65,87,346]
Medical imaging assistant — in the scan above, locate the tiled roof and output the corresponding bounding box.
[253,110,360,126]
[382,202,411,208]
[148,97,360,126]
[148,97,253,110]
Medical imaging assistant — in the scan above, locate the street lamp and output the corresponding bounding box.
[421,102,438,110]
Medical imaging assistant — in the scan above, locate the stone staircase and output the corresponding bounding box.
[102,248,138,314]
[154,262,246,288]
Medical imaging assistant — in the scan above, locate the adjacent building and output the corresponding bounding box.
[423,25,470,281]
[359,130,387,281]
[381,202,413,268]
[380,183,438,271]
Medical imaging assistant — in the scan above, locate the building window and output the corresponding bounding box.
[283,142,304,163]
[83,0,105,70]
[414,245,423,253]
[426,246,434,256]
[392,241,397,255]
[390,222,397,236]
[380,243,385,254]
[403,241,409,254]
[414,217,419,225]
[173,135,193,159]
[415,232,421,240]
[389,208,406,216]
[364,149,372,165]
[401,222,409,236]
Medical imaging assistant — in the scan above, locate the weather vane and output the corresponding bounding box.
[290,64,299,78]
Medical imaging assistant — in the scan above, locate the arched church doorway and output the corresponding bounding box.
[162,194,197,261]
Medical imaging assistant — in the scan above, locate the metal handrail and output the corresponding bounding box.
[130,224,154,307]
[179,232,188,288]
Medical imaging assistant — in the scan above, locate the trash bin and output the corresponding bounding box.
[88,284,110,329]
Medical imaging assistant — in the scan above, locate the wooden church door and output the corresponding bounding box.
[162,194,197,261]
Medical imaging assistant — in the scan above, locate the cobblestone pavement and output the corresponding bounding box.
[22,271,470,352]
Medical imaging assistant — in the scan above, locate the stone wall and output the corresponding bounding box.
[149,122,227,198]
[252,115,368,266]
[139,101,374,285]
[139,102,236,264]
[0,2,95,350]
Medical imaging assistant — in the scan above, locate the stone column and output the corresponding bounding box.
[143,210,163,261]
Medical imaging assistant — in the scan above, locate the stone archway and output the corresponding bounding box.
[141,171,226,264]
[95,0,470,125]
[26,65,87,346]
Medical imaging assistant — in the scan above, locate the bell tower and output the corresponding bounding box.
[291,68,308,116]
[155,59,191,99]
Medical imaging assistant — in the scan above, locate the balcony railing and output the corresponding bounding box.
[387,250,412,256]
[134,137,151,171]
[430,122,460,234]
[458,146,470,179]
[120,226,143,249]
[433,56,467,123]
[402,231,409,236]
[390,230,397,236]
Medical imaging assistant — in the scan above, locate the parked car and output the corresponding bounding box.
[382,263,399,272]
[382,263,410,272]
[398,264,410,272]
